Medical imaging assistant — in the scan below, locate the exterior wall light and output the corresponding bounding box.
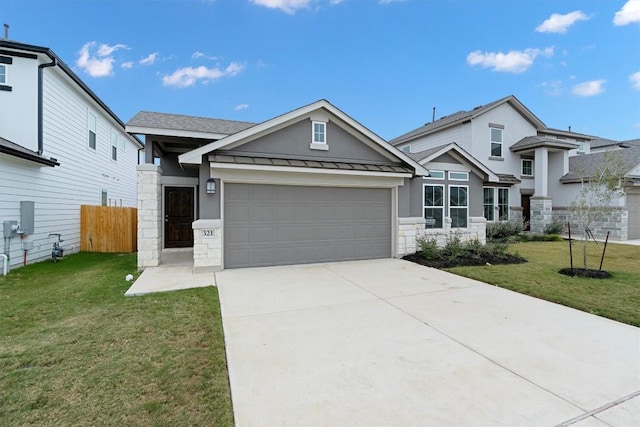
[206,178,216,194]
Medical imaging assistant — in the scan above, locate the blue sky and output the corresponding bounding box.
[2,0,639,141]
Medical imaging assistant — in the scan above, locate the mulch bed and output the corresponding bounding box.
[558,268,611,279]
[402,252,527,269]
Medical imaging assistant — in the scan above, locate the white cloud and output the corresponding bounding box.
[192,51,220,60]
[250,0,311,14]
[140,52,158,65]
[630,71,640,91]
[162,62,245,88]
[539,80,564,96]
[535,11,590,34]
[121,61,133,69]
[379,0,405,3]
[614,1,640,26]
[76,42,127,77]
[572,79,606,96]
[234,103,250,110]
[466,47,554,73]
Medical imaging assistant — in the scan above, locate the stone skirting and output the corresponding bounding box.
[398,216,487,256]
[137,165,162,269]
[193,219,223,273]
[553,207,628,241]
[530,197,553,234]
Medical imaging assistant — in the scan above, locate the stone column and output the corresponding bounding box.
[397,217,426,256]
[469,217,487,244]
[530,196,553,234]
[193,219,223,273]
[137,164,162,269]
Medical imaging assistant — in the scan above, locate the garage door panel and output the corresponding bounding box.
[224,184,392,268]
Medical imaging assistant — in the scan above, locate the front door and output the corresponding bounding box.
[164,187,194,248]
[521,194,531,231]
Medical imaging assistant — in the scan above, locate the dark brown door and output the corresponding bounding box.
[521,194,531,231]
[165,187,194,248]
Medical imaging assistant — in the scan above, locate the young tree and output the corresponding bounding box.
[570,151,627,270]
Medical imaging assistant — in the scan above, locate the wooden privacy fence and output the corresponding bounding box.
[80,205,138,253]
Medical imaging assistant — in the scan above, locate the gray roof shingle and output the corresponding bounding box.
[510,136,578,152]
[127,111,256,135]
[561,140,640,182]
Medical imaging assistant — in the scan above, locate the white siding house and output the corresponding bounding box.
[0,40,142,271]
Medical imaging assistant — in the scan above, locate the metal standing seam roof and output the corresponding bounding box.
[127,111,256,135]
[208,154,413,174]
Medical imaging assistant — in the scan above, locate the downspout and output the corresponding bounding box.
[38,53,56,155]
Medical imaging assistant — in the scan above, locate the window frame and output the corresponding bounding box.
[423,170,444,180]
[483,187,495,221]
[111,130,118,161]
[101,189,108,207]
[448,171,469,181]
[88,112,97,150]
[449,185,469,228]
[521,159,533,177]
[312,121,326,144]
[423,184,445,229]
[0,64,7,85]
[498,188,509,220]
[490,126,503,158]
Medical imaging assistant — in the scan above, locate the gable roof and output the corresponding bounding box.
[177,99,429,175]
[0,40,143,149]
[126,111,255,139]
[390,95,546,146]
[409,142,499,182]
[560,139,640,183]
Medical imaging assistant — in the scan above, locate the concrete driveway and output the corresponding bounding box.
[216,258,640,426]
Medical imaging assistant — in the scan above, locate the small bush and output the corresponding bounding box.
[417,236,439,260]
[486,219,524,243]
[444,234,468,261]
[544,220,565,235]
[483,242,509,256]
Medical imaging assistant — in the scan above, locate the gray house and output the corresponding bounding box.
[129,100,491,271]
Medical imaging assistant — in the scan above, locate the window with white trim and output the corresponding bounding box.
[490,126,503,157]
[424,170,444,180]
[312,121,326,144]
[423,184,444,229]
[101,190,108,206]
[111,131,118,161]
[498,188,509,220]
[483,187,495,221]
[0,64,6,85]
[88,112,97,150]
[577,142,585,153]
[449,185,468,228]
[521,159,533,176]
[448,171,469,181]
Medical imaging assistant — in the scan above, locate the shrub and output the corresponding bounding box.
[544,220,565,235]
[417,236,439,260]
[483,242,509,256]
[486,219,524,243]
[444,234,468,261]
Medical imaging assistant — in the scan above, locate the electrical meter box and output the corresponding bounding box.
[3,220,17,238]
[20,201,35,235]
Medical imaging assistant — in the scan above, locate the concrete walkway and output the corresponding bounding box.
[216,259,640,426]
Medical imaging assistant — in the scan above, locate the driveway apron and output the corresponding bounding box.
[216,258,640,426]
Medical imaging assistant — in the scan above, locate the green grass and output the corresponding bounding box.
[445,241,640,327]
[0,252,233,426]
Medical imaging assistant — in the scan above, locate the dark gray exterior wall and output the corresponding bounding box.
[161,153,199,177]
[227,119,391,163]
[199,162,220,219]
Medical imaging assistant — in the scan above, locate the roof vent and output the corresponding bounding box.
[3,24,9,40]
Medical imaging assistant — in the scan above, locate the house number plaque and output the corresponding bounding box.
[201,230,216,237]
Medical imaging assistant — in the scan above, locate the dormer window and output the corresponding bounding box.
[313,121,326,144]
[310,121,328,151]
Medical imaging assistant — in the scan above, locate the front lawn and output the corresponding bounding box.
[0,253,233,426]
[444,241,640,327]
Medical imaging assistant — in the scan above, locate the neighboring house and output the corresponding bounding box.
[555,139,640,240]
[128,100,490,271]
[388,95,640,239]
[0,39,142,271]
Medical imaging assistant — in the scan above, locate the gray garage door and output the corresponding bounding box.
[224,184,391,268]
[628,193,640,239]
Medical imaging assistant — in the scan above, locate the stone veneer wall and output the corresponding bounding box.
[553,207,628,241]
[398,216,487,256]
[137,165,162,269]
[192,219,223,273]
[530,197,553,234]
